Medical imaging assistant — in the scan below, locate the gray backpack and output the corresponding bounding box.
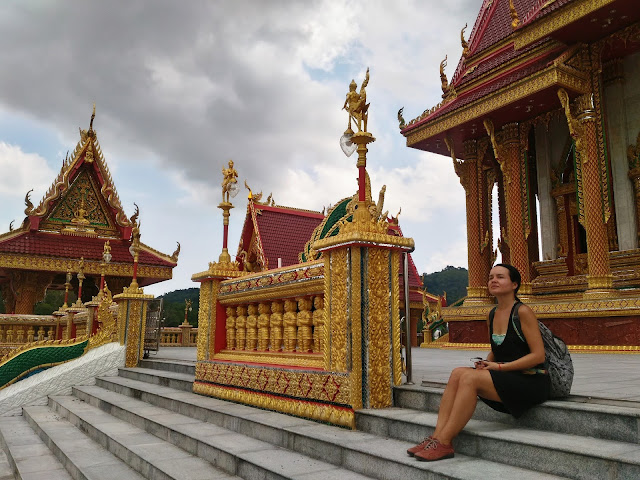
[511,302,574,398]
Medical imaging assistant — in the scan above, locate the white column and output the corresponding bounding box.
[605,59,637,250]
[535,123,559,260]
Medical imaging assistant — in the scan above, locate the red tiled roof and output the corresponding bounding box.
[521,0,572,26]
[391,225,424,303]
[453,38,549,88]
[0,231,175,267]
[240,202,427,304]
[253,205,324,269]
[467,0,540,57]
[414,48,560,127]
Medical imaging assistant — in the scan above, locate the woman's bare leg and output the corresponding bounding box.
[436,368,501,445]
[432,367,469,438]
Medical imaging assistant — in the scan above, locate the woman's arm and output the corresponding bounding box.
[481,305,545,371]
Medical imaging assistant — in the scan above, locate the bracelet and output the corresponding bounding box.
[498,363,501,371]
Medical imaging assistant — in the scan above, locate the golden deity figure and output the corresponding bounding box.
[71,195,91,226]
[282,299,298,352]
[343,67,370,133]
[225,307,236,350]
[269,301,284,351]
[257,302,271,351]
[312,296,325,354]
[246,304,258,350]
[235,305,247,350]
[221,160,238,203]
[296,297,313,352]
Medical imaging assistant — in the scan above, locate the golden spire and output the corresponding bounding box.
[88,103,96,137]
[509,0,520,29]
[461,23,470,58]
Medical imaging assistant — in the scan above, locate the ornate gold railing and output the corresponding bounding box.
[0,289,120,390]
[213,260,325,368]
[0,314,61,358]
[160,326,198,347]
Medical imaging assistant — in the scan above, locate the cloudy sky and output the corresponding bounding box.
[0,0,480,295]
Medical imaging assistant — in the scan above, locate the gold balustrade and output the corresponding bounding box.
[215,294,324,368]
[159,327,198,347]
[0,309,94,358]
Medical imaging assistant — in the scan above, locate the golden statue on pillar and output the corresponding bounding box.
[343,68,370,134]
[340,68,377,228]
[217,160,239,265]
[221,160,238,203]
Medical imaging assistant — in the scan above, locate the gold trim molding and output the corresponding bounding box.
[0,253,172,279]
[192,382,355,428]
[445,296,640,320]
[213,350,324,368]
[514,0,616,49]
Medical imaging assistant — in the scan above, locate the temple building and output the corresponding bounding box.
[0,109,179,314]
[401,0,640,348]
[235,188,431,346]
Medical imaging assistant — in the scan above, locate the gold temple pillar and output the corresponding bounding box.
[113,284,154,368]
[485,121,533,294]
[10,271,53,315]
[457,139,492,303]
[558,89,614,296]
[503,123,532,292]
[317,232,410,410]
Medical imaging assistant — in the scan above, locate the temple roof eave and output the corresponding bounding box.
[402,60,589,156]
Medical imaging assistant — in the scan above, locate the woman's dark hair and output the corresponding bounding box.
[494,263,521,297]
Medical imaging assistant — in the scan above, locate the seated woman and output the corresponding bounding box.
[408,263,550,461]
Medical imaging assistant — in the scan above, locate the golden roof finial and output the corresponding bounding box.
[89,102,96,132]
[440,56,456,100]
[509,0,520,29]
[461,23,470,58]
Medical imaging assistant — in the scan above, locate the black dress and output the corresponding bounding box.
[481,303,550,418]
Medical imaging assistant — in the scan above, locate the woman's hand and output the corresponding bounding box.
[478,361,502,370]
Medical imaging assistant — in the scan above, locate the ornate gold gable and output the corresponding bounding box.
[41,167,117,237]
[25,107,134,239]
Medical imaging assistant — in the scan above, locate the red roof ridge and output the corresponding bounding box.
[0,226,28,243]
[140,242,178,265]
[251,201,324,218]
[404,44,560,132]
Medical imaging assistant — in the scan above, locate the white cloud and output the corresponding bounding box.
[0,0,481,292]
[0,142,54,197]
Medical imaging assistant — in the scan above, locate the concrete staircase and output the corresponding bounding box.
[0,359,637,480]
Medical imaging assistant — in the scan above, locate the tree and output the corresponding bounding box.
[158,288,200,327]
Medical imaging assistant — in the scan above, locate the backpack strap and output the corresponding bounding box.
[488,306,497,333]
[511,301,525,343]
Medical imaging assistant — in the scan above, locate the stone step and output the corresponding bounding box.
[69,385,375,480]
[0,415,72,480]
[356,406,640,480]
[0,450,13,480]
[395,383,640,443]
[90,374,567,480]
[22,405,146,480]
[1,415,74,480]
[117,366,194,392]
[46,395,242,480]
[138,359,195,376]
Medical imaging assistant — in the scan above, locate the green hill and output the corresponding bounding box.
[158,288,200,327]
[422,266,468,306]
